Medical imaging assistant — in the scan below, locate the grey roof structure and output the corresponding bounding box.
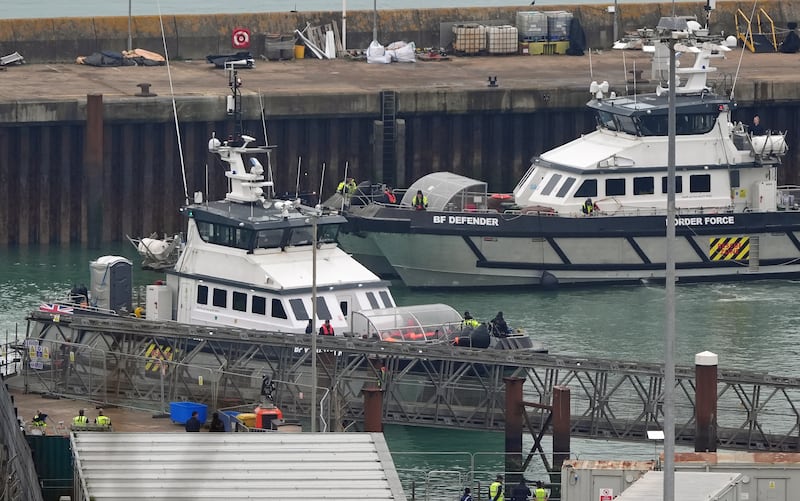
[71,432,407,501]
[401,172,488,211]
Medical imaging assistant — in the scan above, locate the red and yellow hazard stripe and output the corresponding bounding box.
[709,237,750,261]
[144,344,174,372]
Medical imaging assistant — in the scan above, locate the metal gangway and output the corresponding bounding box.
[19,310,800,452]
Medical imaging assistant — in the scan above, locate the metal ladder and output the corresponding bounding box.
[380,90,397,183]
[748,235,760,271]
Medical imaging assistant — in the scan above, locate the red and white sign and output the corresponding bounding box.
[599,488,613,501]
[232,28,251,49]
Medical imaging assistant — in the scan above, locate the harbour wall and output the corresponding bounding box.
[1,1,799,62]
[1,94,798,247]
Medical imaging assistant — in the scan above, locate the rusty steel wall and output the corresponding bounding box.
[0,103,797,246]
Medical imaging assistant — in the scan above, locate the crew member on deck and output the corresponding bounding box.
[490,311,511,337]
[581,198,599,215]
[462,311,479,329]
[751,114,765,135]
[412,190,428,210]
[319,319,334,336]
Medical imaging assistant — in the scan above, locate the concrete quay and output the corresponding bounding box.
[0,50,797,124]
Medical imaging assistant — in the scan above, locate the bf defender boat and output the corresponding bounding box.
[336,41,798,288]
[34,68,543,352]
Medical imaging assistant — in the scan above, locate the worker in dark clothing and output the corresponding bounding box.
[751,115,765,135]
[490,311,511,337]
[460,487,473,501]
[31,411,48,433]
[511,478,532,501]
[209,412,226,432]
[319,319,334,335]
[185,411,202,432]
[305,319,313,334]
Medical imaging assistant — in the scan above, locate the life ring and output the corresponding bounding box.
[232,28,251,49]
[491,193,513,200]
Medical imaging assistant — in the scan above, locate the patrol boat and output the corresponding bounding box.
[336,41,799,288]
[30,68,545,352]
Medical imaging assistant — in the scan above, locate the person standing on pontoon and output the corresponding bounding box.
[751,115,765,136]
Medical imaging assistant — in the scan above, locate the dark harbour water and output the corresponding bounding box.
[0,244,793,492]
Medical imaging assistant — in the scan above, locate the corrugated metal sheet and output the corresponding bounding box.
[71,432,406,501]
[614,471,742,500]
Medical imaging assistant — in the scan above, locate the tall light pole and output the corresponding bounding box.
[342,0,347,53]
[127,0,133,51]
[657,16,689,501]
[372,0,378,42]
[310,213,318,432]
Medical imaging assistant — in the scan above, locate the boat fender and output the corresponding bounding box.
[540,271,559,289]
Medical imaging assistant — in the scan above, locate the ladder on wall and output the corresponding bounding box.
[380,90,397,185]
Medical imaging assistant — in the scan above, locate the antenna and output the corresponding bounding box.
[588,46,594,79]
[295,156,302,200]
[340,161,349,212]
[157,0,189,206]
[258,92,275,199]
[622,49,629,95]
[318,162,326,206]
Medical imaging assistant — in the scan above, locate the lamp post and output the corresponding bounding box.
[372,0,378,43]
[656,16,689,501]
[342,0,347,53]
[310,213,318,433]
[127,0,132,52]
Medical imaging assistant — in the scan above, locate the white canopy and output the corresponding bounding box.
[351,303,462,343]
[400,172,488,211]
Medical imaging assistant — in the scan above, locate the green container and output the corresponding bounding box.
[25,435,73,501]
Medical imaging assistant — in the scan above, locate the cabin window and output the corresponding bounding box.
[605,178,626,196]
[379,291,394,308]
[597,111,617,131]
[633,177,655,195]
[288,228,314,246]
[232,292,247,312]
[556,177,576,198]
[616,115,638,135]
[271,299,287,319]
[690,174,711,193]
[318,224,340,244]
[289,298,309,320]
[366,292,380,309]
[197,285,209,305]
[196,221,253,250]
[212,288,227,308]
[661,176,683,194]
[574,179,598,198]
[638,115,668,136]
[340,301,349,316]
[315,297,332,320]
[252,295,266,315]
[677,113,717,135]
[540,174,562,196]
[255,229,284,249]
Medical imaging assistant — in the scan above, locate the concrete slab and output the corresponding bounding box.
[0,50,796,104]
[6,382,186,434]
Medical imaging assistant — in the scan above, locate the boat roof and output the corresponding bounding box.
[186,200,346,230]
[401,172,487,211]
[586,91,729,116]
[351,303,462,342]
